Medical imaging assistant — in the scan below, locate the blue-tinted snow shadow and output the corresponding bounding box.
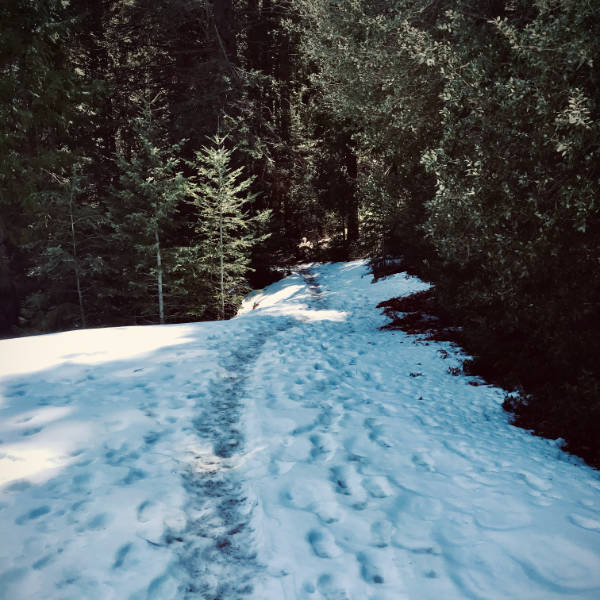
[0,310,315,597]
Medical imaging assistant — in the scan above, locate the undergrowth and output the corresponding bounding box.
[374,267,600,469]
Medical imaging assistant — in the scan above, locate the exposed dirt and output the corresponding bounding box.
[377,287,600,469]
[377,290,464,345]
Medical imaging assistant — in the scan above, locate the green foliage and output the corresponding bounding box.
[187,135,270,319]
[23,164,106,331]
[295,0,442,257]
[296,0,600,463]
[420,0,600,463]
[112,95,186,324]
[0,0,108,332]
[0,0,79,208]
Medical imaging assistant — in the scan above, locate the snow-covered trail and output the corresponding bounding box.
[0,261,599,599]
[241,262,600,599]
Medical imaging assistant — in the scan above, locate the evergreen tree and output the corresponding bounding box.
[24,163,106,331]
[112,95,186,324]
[0,0,91,332]
[187,135,270,319]
[420,0,600,459]
[295,0,441,260]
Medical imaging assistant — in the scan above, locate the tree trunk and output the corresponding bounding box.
[246,0,260,70]
[68,184,86,329]
[213,0,236,64]
[277,4,292,141]
[155,227,165,324]
[219,204,225,320]
[345,148,359,243]
[0,216,18,335]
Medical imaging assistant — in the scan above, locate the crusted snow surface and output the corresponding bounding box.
[0,261,599,599]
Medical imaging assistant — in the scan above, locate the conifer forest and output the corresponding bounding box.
[1,0,599,464]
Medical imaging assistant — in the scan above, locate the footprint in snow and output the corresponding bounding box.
[71,472,93,491]
[309,434,335,460]
[392,530,442,555]
[21,426,43,436]
[136,500,155,523]
[364,418,394,449]
[32,554,54,570]
[416,413,441,428]
[316,573,350,600]
[121,467,147,485]
[5,480,32,493]
[69,499,89,517]
[443,439,481,461]
[411,451,436,472]
[330,465,368,507]
[569,513,600,531]
[15,505,51,525]
[143,430,163,446]
[362,476,393,499]
[307,529,342,558]
[9,386,27,397]
[104,443,139,466]
[112,543,133,569]
[315,501,342,524]
[84,512,110,531]
[357,552,385,584]
[515,470,552,492]
[371,520,393,547]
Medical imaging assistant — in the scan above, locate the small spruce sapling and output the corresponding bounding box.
[187,135,270,319]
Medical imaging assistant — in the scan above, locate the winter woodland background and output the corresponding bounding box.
[0,0,598,464]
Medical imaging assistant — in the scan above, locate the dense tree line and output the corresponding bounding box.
[1,0,291,328]
[295,0,599,464]
[1,0,598,463]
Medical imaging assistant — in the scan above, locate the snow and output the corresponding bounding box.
[1,261,599,599]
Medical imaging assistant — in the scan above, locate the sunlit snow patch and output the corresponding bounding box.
[0,324,197,377]
[239,283,305,314]
[250,303,347,322]
[0,415,92,486]
[238,273,347,322]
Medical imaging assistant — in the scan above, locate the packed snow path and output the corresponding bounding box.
[0,262,599,599]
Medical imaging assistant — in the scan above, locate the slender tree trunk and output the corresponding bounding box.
[155,227,165,324]
[0,216,18,334]
[219,204,225,320]
[213,0,236,64]
[277,8,292,141]
[246,0,260,70]
[68,184,86,328]
[216,158,226,320]
[261,0,274,76]
[345,149,359,243]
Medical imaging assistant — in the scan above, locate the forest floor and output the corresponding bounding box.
[0,261,599,599]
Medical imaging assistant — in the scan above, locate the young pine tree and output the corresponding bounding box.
[188,135,270,319]
[113,96,186,324]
